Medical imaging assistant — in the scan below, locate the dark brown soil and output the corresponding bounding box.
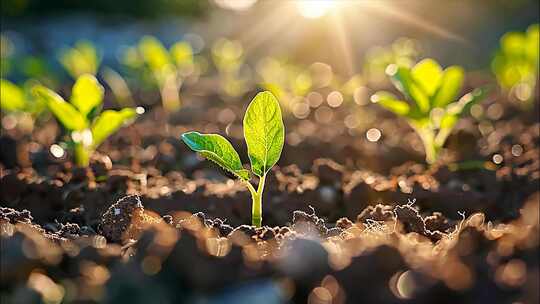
[1,90,539,303]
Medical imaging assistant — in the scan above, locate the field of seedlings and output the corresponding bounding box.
[1,1,539,303]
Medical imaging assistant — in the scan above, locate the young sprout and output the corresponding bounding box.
[32,74,142,167]
[181,91,284,227]
[492,24,539,105]
[0,79,47,132]
[211,38,248,97]
[371,58,485,164]
[256,56,312,112]
[121,36,195,112]
[59,40,101,79]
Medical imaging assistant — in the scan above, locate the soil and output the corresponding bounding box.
[1,88,539,303]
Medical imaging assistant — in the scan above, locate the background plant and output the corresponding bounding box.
[211,38,249,97]
[121,36,195,112]
[0,78,47,132]
[59,40,101,79]
[256,56,312,112]
[33,74,141,167]
[371,58,485,164]
[181,91,284,227]
[492,23,539,106]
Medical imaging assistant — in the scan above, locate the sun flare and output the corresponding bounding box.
[296,0,337,19]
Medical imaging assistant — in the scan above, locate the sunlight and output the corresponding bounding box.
[296,0,337,19]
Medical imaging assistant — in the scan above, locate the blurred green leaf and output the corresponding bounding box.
[71,74,104,117]
[181,131,249,180]
[170,41,194,69]
[33,85,87,131]
[371,91,410,116]
[432,66,465,108]
[139,36,171,72]
[390,66,430,112]
[411,58,443,97]
[59,40,100,79]
[492,24,539,95]
[0,79,26,111]
[91,108,136,148]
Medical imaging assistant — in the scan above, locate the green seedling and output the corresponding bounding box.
[371,58,485,164]
[257,56,312,112]
[181,91,284,227]
[211,38,249,97]
[492,24,539,106]
[102,67,135,107]
[32,74,141,167]
[0,79,47,132]
[59,40,101,79]
[121,36,195,112]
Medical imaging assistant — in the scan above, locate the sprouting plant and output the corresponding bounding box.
[256,56,312,112]
[211,38,249,97]
[371,58,485,164]
[0,79,47,132]
[32,74,142,167]
[181,91,284,227]
[59,40,101,79]
[121,36,195,112]
[102,67,135,107]
[492,24,539,106]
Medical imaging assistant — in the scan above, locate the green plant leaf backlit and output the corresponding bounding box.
[0,79,26,112]
[181,131,249,180]
[411,58,443,97]
[243,91,284,177]
[33,85,87,131]
[432,66,464,108]
[91,108,136,148]
[71,74,104,117]
[371,91,410,116]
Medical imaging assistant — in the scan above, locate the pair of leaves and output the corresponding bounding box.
[181,91,284,180]
[379,59,465,116]
[33,74,137,149]
[33,74,104,131]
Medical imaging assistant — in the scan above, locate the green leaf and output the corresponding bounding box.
[243,91,284,177]
[33,85,87,131]
[139,36,171,72]
[170,41,194,69]
[181,131,249,180]
[0,79,26,111]
[501,32,526,57]
[411,58,443,97]
[389,65,430,113]
[71,74,104,117]
[90,108,137,148]
[432,66,465,108]
[371,91,410,116]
